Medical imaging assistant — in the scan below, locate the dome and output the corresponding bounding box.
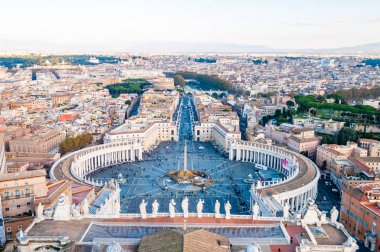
[245,242,261,252]
[106,241,122,252]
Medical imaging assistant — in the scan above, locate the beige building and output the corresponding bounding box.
[287,128,321,158]
[0,134,6,174]
[193,94,241,152]
[104,90,179,150]
[359,138,380,157]
[0,170,48,217]
[9,128,66,153]
[316,143,367,178]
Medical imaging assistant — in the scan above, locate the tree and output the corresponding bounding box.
[300,151,309,157]
[274,109,282,118]
[337,127,358,145]
[173,74,186,87]
[321,160,327,171]
[59,133,93,154]
[286,100,295,108]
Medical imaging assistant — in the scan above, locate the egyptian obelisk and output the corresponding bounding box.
[184,142,187,171]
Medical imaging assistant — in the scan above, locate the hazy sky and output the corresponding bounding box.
[0,0,379,50]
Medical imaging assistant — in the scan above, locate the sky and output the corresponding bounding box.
[0,0,379,51]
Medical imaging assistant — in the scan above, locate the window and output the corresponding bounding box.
[17,205,20,208]
[18,225,22,230]
[15,189,20,199]
[5,208,9,211]
[365,221,369,229]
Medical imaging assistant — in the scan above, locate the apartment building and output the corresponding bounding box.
[104,90,179,150]
[316,143,367,176]
[0,134,6,174]
[340,183,380,251]
[9,128,66,153]
[286,128,321,158]
[0,170,48,217]
[193,94,241,153]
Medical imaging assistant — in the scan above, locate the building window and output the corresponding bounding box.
[25,188,30,197]
[5,208,9,211]
[365,221,369,228]
[15,189,20,199]
[17,205,20,208]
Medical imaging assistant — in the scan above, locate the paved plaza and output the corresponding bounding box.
[87,95,284,215]
[87,140,259,214]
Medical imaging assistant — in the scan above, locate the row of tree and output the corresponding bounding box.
[59,133,93,155]
[105,79,151,98]
[317,128,358,145]
[295,95,380,116]
[172,71,246,95]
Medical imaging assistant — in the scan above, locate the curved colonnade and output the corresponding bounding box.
[230,141,320,214]
[50,139,319,216]
[50,141,143,186]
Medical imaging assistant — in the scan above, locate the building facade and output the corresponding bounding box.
[9,129,66,154]
[0,134,6,174]
[341,183,380,251]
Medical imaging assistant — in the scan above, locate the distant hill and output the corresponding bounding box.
[316,42,380,54]
[1,39,380,54]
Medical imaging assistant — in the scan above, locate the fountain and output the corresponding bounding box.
[117,173,126,184]
[158,142,213,192]
[244,174,255,184]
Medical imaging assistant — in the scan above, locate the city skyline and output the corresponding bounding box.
[0,0,380,52]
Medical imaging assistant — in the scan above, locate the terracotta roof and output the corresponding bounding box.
[359,157,380,163]
[348,187,366,201]
[288,135,320,143]
[0,169,46,182]
[349,158,374,176]
[138,229,230,252]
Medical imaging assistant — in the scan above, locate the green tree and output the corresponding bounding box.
[337,127,358,145]
[321,160,327,171]
[274,109,282,118]
[286,100,295,108]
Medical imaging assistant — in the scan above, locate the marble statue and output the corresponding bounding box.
[71,205,81,218]
[197,199,204,218]
[225,201,232,219]
[330,206,339,223]
[37,202,44,219]
[139,199,147,219]
[215,200,221,218]
[169,199,176,218]
[19,229,24,238]
[53,193,71,221]
[152,199,159,217]
[283,203,290,219]
[252,202,260,219]
[82,199,89,215]
[182,197,189,218]
[256,180,262,189]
